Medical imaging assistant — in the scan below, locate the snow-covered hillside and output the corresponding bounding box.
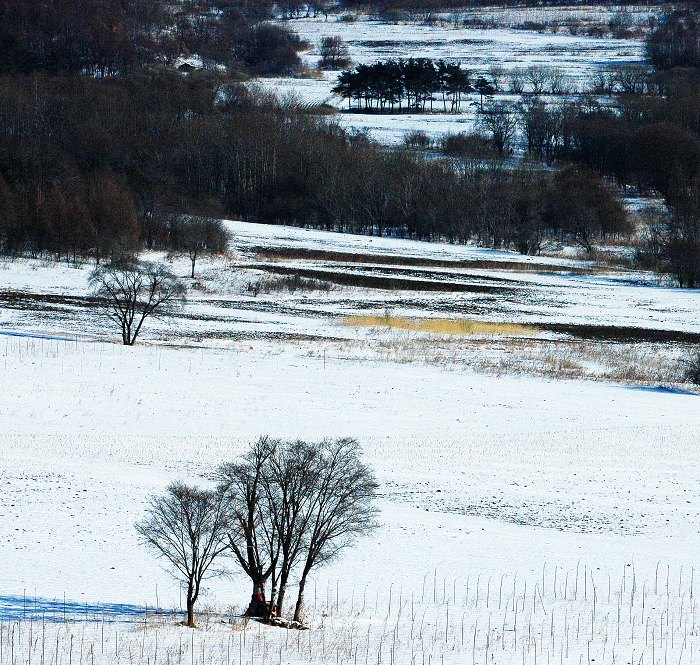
[1,222,699,664]
[258,13,646,143]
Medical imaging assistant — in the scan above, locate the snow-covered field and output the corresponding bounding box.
[259,12,647,143]
[1,221,699,664]
[3,221,698,341]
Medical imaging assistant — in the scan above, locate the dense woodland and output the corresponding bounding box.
[0,0,311,77]
[0,1,699,286]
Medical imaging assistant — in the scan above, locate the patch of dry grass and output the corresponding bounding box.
[326,334,691,387]
[344,314,538,337]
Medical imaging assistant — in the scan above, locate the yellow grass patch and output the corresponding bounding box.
[344,315,538,337]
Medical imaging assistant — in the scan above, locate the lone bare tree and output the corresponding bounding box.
[135,483,230,627]
[169,216,230,279]
[90,257,186,345]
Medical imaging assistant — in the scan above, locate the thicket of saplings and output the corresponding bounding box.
[136,436,378,627]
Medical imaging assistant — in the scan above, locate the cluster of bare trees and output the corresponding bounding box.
[0,72,231,262]
[0,0,305,263]
[137,437,378,627]
[0,0,171,77]
[635,202,700,289]
[498,78,700,282]
[0,172,140,263]
[468,19,700,283]
[281,1,334,19]
[647,9,700,70]
[318,36,352,70]
[506,64,675,97]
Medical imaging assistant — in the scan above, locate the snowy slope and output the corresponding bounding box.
[1,221,699,664]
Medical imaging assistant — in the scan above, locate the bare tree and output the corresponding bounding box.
[478,101,518,155]
[613,64,649,95]
[545,67,571,94]
[263,439,320,619]
[509,69,524,94]
[169,216,230,279]
[216,437,281,618]
[291,438,378,623]
[525,66,548,94]
[488,64,505,92]
[318,36,351,70]
[135,483,230,627]
[90,257,186,345]
[589,70,615,95]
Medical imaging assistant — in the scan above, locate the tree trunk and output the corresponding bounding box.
[245,580,267,617]
[267,580,277,621]
[292,572,310,623]
[186,582,196,627]
[276,570,290,619]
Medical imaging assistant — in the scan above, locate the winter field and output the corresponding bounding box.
[1,220,700,664]
[258,9,652,143]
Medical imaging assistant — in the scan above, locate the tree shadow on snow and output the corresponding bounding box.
[0,594,179,623]
[625,385,697,396]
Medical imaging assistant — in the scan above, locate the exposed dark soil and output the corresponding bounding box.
[538,322,700,344]
[0,290,98,310]
[5,287,699,345]
[251,264,513,294]
[253,246,596,275]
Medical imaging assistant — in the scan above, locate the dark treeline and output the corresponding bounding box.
[512,91,700,197]
[333,59,488,112]
[647,8,700,70]
[0,0,303,263]
[0,70,626,262]
[0,0,305,78]
[336,0,676,11]
[0,0,684,279]
[500,8,700,285]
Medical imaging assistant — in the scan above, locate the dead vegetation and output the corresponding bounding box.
[325,332,692,387]
[345,314,538,337]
